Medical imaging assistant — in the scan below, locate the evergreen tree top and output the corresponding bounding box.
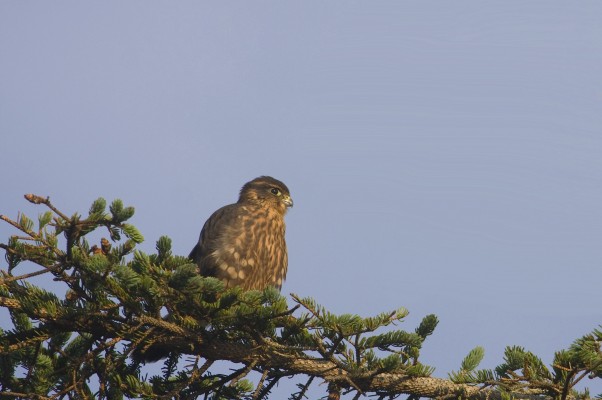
[1,194,600,399]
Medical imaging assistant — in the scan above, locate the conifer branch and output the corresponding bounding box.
[0,195,599,400]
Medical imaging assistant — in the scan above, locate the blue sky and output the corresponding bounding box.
[1,2,601,397]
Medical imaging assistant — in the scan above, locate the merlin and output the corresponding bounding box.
[189,176,293,291]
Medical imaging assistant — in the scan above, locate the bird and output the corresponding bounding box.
[132,176,293,363]
[189,176,293,291]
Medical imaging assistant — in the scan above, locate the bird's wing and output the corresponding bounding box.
[189,203,246,276]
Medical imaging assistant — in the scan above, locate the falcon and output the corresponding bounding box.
[133,176,293,363]
[189,176,293,291]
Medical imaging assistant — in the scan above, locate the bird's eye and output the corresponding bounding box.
[270,188,281,196]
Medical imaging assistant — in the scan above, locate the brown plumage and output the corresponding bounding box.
[133,176,293,363]
[189,176,293,291]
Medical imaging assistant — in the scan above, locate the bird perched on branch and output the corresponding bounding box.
[189,176,293,291]
[133,176,293,363]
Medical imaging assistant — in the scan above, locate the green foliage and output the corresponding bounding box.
[461,346,485,372]
[38,211,53,230]
[18,212,34,232]
[415,313,438,339]
[156,235,172,262]
[0,194,600,400]
[449,346,489,384]
[110,199,135,223]
[462,346,485,372]
[89,197,107,216]
[495,345,551,382]
[121,223,144,243]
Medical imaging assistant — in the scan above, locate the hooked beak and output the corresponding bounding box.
[282,195,294,208]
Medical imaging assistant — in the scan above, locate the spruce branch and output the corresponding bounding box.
[0,194,599,400]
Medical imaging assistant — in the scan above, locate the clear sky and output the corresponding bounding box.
[1,2,601,398]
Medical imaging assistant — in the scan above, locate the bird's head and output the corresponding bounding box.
[239,176,293,214]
